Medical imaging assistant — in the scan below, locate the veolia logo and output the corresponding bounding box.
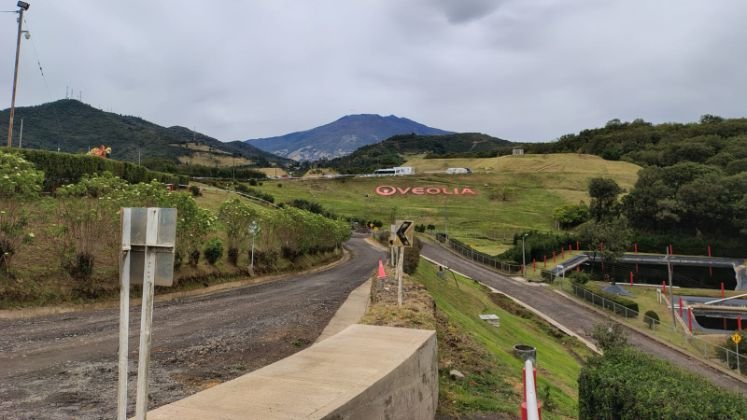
[375,185,477,196]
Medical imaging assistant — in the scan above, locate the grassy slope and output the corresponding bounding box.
[256,154,639,253]
[416,261,591,418]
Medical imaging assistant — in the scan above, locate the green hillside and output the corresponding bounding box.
[323,132,515,174]
[0,100,289,166]
[257,154,640,254]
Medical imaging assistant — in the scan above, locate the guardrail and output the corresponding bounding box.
[563,281,746,377]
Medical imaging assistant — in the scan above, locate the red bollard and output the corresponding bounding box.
[629,271,634,286]
[634,242,638,253]
[543,255,547,268]
[662,281,666,294]
[688,308,693,333]
[707,245,712,257]
[678,296,683,317]
[576,240,580,251]
[721,282,725,298]
[738,316,743,331]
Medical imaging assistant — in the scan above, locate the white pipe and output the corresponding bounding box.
[524,360,540,420]
[703,293,747,306]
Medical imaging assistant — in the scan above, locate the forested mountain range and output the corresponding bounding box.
[0,100,289,167]
[245,114,451,161]
[322,132,515,174]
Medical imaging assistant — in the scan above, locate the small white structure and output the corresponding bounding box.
[374,166,414,176]
[446,167,471,174]
[479,314,501,327]
[512,147,524,155]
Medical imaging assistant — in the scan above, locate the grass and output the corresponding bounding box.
[363,259,594,418]
[253,154,640,254]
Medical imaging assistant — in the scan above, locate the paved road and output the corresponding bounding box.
[0,235,384,420]
[422,242,747,396]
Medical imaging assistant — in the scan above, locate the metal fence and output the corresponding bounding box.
[564,281,746,377]
[439,234,523,275]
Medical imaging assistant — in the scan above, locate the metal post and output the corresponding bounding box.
[521,234,527,276]
[666,247,676,330]
[7,5,26,148]
[117,209,132,420]
[397,246,404,307]
[250,234,255,272]
[135,209,159,419]
[736,343,740,373]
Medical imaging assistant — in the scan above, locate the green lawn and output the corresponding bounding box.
[255,154,640,254]
[415,260,594,418]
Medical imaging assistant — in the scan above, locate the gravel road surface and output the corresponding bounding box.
[421,242,747,396]
[0,235,384,419]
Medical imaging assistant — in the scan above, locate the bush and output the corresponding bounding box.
[189,185,201,197]
[579,347,747,419]
[227,247,239,266]
[591,322,629,352]
[66,251,95,280]
[252,249,278,274]
[716,332,746,373]
[569,271,591,285]
[644,310,660,329]
[403,237,423,275]
[414,224,426,233]
[203,238,224,265]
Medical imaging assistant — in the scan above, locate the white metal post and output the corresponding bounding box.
[397,246,404,307]
[117,209,132,420]
[135,208,159,419]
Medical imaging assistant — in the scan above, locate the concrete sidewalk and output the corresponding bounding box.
[316,278,372,343]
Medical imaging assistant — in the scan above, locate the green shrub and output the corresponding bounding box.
[569,271,591,285]
[203,238,224,265]
[403,237,423,275]
[644,310,660,329]
[579,347,747,419]
[189,185,201,197]
[716,332,746,373]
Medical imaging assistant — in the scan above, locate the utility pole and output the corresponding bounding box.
[667,246,676,330]
[18,118,23,148]
[7,2,30,148]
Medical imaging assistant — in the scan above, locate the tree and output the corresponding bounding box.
[588,178,622,222]
[218,198,257,265]
[0,151,44,274]
[578,219,632,279]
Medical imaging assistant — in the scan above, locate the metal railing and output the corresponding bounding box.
[431,232,524,275]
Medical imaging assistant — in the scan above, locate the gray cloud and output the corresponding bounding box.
[1,0,746,143]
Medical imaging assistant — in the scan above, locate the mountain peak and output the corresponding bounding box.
[246,114,451,161]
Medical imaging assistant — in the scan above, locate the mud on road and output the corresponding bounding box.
[0,236,384,420]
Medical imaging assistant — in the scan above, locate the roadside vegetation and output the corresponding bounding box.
[0,150,350,309]
[580,323,747,419]
[362,258,594,419]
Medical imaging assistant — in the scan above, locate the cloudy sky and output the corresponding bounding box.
[2,0,746,142]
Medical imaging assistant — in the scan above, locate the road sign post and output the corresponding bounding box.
[249,220,260,275]
[118,208,176,420]
[393,220,414,307]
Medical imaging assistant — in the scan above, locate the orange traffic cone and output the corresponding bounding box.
[377,258,387,279]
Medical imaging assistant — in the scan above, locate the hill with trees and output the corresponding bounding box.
[524,116,747,252]
[0,100,290,167]
[322,132,515,174]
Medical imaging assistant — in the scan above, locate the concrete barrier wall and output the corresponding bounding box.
[146,324,437,420]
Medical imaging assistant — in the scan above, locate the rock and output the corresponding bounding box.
[449,369,465,380]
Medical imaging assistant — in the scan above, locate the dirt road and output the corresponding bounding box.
[421,242,747,396]
[0,235,384,419]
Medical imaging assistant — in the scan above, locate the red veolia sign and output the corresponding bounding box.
[375,185,477,196]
